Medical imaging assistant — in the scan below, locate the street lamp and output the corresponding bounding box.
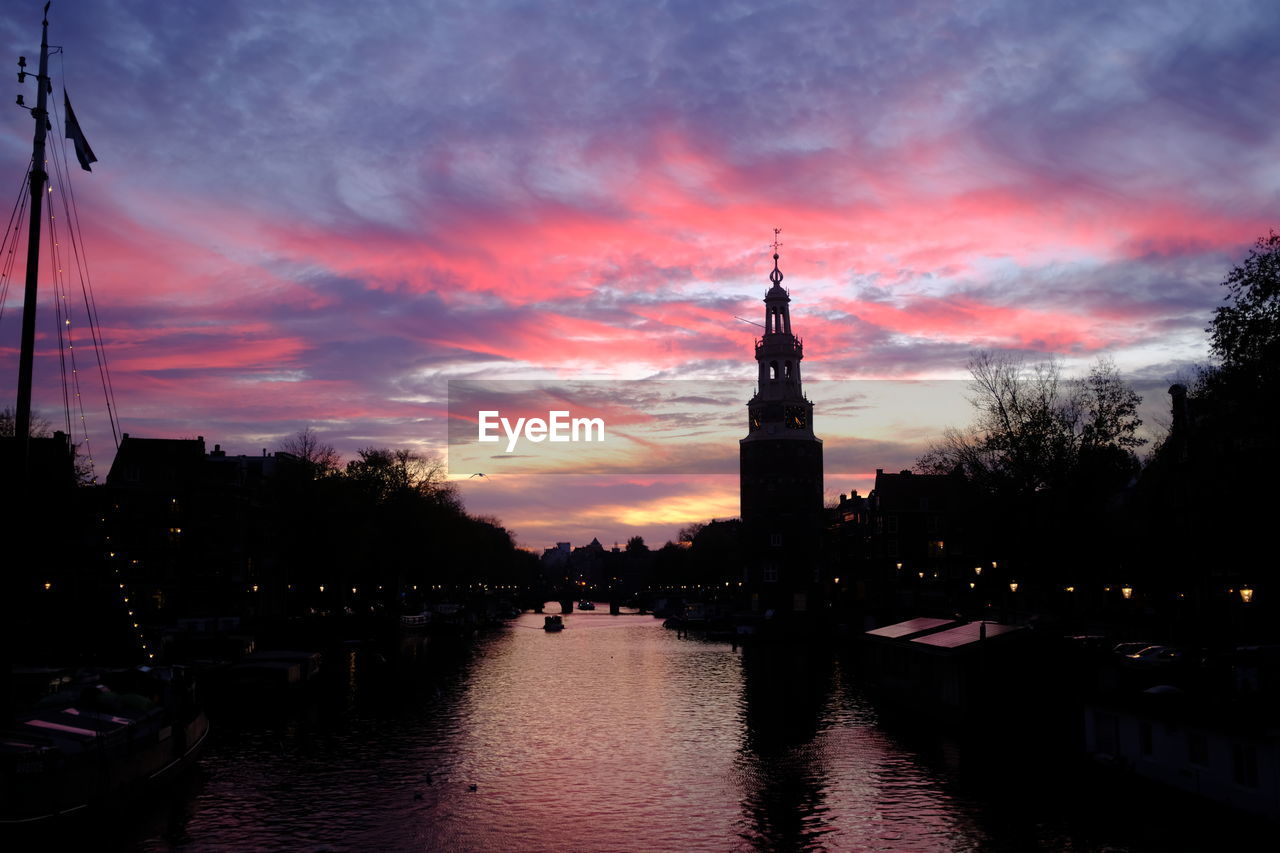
[1240,586,1254,604]
[974,565,982,577]
[1008,581,1018,593]
[1121,585,1133,600]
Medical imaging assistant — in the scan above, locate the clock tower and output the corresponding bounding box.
[740,236,824,613]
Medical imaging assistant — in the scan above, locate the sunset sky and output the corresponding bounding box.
[1,1,1277,549]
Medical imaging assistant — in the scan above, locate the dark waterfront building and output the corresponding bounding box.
[740,249,823,614]
[824,469,986,626]
[866,468,984,619]
[104,434,296,624]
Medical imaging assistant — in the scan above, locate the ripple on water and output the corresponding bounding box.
[120,613,1270,852]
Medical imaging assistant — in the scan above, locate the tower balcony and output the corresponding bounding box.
[755,336,804,356]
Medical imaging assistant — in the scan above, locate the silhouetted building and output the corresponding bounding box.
[866,468,980,617]
[570,537,608,588]
[826,489,869,615]
[104,434,297,620]
[740,250,823,614]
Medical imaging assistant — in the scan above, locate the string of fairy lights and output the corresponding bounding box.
[106,546,153,661]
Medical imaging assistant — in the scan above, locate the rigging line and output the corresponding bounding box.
[46,137,96,479]
[48,87,119,450]
[48,193,73,438]
[49,161,95,479]
[0,167,33,325]
[0,166,31,276]
[49,85,121,448]
[47,147,79,448]
[47,152,95,477]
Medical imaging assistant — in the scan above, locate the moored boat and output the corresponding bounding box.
[0,666,209,824]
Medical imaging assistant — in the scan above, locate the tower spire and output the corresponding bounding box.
[770,228,784,282]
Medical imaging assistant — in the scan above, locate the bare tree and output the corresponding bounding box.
[345,446,457,507]
[0,407,52,438]
[280,427,340,477]
[677,522,706,543]
[918,352,1143,496]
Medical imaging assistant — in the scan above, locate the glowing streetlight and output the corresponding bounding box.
[1240,586,1254,604]
[1008,581,1018,593]
[1121,585,1133,600]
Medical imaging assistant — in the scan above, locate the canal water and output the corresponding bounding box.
[118,609,1268,852]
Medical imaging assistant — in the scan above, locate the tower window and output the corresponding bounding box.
[770,361,779,380]
[784,361,793,378]
[770,533,783,547]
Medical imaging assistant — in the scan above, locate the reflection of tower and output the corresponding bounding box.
[734,644,834,849]
[740,236,823,613]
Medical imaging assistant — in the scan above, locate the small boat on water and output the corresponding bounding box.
[577,600,596,611]
[225,649,323,692]
[544,615,564,632]
[399,612,431,632]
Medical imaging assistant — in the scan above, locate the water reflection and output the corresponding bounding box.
[735,645,835,851]
[99,608,1273,852]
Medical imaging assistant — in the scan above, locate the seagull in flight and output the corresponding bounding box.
[468,473,487,479]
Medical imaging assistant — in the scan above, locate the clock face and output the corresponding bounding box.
[784,405,808,430]
[749,409,762,432]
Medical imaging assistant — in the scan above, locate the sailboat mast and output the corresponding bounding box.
[14,2,52,452]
